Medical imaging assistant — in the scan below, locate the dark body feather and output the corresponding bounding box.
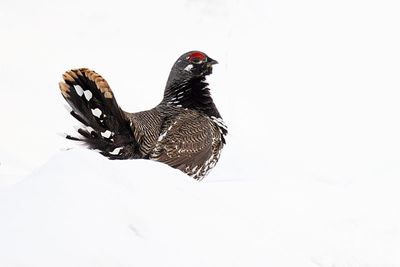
[59,51,227,180]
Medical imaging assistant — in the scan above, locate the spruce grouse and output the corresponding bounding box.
[59,51,227,180]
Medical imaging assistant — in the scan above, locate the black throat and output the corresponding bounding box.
[162,76,222,119]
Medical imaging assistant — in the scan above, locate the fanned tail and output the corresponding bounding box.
[59,68,139,159]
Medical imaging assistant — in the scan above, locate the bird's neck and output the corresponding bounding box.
[162,76,221,117]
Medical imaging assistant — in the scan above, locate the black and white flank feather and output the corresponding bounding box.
[59,51,227,180]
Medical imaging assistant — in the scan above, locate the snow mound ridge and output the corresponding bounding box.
[1,149,399,267]
[0,149,263,267]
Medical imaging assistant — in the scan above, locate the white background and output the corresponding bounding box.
[1,0,400,266]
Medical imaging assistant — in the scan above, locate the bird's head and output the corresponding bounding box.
[164,51,219,105]
[171,51,218,78]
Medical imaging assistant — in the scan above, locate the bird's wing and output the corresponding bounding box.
[59,68,139,159]
[150,111,224,179]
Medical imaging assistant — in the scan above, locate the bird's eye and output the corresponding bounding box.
[188,52,207,64]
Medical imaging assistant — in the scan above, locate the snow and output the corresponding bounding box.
[1,149,400,266]
[1,0,400,266]
[0,150,265,267]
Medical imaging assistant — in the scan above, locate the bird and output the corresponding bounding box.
[58,51,227,180]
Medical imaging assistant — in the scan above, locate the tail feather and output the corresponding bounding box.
[59,68,139,159]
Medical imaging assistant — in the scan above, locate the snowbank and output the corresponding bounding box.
[1,149,399,267]
[1,0,400,265]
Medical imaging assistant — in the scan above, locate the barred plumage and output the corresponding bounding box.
[59,51,227,180]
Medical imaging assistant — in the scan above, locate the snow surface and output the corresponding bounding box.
[1,0,400,266]
[1,149,400,267]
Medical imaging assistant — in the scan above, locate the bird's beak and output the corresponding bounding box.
[207,58,219,66]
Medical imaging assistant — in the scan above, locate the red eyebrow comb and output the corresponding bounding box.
[188,52,206,62]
